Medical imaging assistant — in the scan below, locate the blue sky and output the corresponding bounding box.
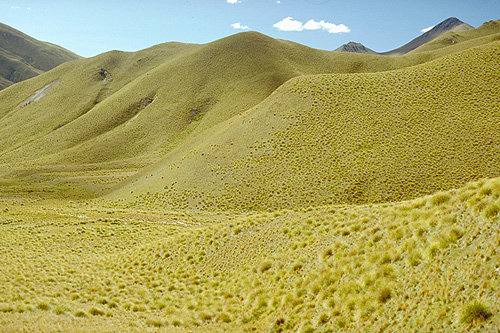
[1,0,499,57]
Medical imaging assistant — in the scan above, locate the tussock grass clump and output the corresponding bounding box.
[483,204,500,218]
[377,287,392,303]
[89,306,106,316]
[74,310,87,317]
[258,260,273,273]
[0,304,14,313]
[319,247,334,262]
[146,318,164,327]
[53,304,68,315]
[36,302,51,311]
[431,192,452,206]
[461,302,492,325]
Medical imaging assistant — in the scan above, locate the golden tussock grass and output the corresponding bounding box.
[1,176,500,331]
[111,39,500,212]
[0,20,500,332]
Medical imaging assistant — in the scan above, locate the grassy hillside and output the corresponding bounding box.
[0,31,421,167]
[108,40,500,211]
[1,20,500,333]
[0,23,80,89]
[1,174,499,332]
[1,26,499,199]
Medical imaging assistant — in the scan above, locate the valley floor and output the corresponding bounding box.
[0,175,499,332]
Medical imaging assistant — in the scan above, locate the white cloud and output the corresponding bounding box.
[421,25,435,33]
[10,6,31,10]
[274,17,350,34]
[302,19,321,30]
[226,0,241,3]
[276,1,281,3]
[231,22,250,30]
[273,17,304,31]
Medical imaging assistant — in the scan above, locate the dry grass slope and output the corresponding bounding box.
[1,24,499,198]
[1,175,499,331]
[110,40,500,211]
[1,21,500,333]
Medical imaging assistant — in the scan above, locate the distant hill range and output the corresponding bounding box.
[335,17,474,55]
[0,23,80,89]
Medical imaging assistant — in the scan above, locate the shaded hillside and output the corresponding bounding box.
[108,41,500,211]
[382,17,473,55]
[0,23,80,89]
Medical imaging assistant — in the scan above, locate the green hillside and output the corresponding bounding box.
[1,24,500,200]
[0,31,419,167]
[108,40,500,211]
[0,23,80,89]
[1,18,500,333]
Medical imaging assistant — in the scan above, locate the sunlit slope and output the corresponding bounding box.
[0,22,80,89]
[409,20,500,54]
[109,41,500,211]
[94,177,500,331]
[2,31,496,170]
[0,32,394,167]
[0,41,201,164]
[1,175,499,331]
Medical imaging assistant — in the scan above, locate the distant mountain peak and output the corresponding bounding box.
[334,41,377,54]
[382,17,474,55]
[425,17,473,35]
[333,17,475,57]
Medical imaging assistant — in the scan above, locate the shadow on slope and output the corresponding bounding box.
[0,22,80,89]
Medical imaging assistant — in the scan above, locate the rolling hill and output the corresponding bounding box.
[107,39,500,211]
[0,21,499,199]
[0,33,462,167]
[1,18,500,333]
[0,23,80,89]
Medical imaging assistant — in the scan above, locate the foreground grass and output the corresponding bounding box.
[1,176,499,331]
